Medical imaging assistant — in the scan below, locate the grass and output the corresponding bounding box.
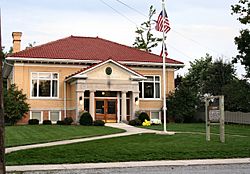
[5,123,250,166]
[144,123,250,136]
[5,125,125,147]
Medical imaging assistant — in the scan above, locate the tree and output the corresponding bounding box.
[4,84,30,125]
[167,82,199,123]
[133,5,162,52]
[185,54,236,96]
[203,59,236,95]
[184,54,213,95]
[231,0,250,77]
[222,79,250,112]
[167,54,242,123]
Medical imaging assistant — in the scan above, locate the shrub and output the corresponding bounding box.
[128,118,142,126]
[93,120,105,126]
[43,120,52,125]
[138,112,150,123]
[79,112,93,126]
[4,84,30,125]
[64,117,73,125]
[56,120,65,125]
[28,119,39,125]
[129,119,136,126]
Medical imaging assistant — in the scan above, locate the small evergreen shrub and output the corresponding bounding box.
[135,118,142,125]
[138,112,150,123]
[128,118,142,126]
[129,119,136,126]
[28,119,39,125]
[93,120,105,126]
[43,120,52,125]
[64,117,73,125]
[79,112,93,126]
[56,120,65,125]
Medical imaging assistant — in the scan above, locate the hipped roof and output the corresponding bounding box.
[9,36,184,65]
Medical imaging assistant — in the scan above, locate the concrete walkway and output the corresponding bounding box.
[6,123,174,154]
[7,158,250,172]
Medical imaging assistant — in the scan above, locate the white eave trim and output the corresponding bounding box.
[130,76,147,81]
[119,61,185,67]
[6,57,185,67]
[6,57,100,64]
[73,74,88,79]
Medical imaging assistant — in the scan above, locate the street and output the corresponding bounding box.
[9,163,250,174]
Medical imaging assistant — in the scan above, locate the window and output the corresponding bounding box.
[151,111,160,119]
[30,111,43,123]
[139,75,160,99]
[49,111,61,123]
[31,72,59,98]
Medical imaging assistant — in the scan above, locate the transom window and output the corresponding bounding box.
[31,72,59,98]
[139,75,160,99]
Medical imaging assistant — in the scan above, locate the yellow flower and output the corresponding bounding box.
[142,119,151,126]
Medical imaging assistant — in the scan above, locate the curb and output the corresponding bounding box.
[6,158,250,172]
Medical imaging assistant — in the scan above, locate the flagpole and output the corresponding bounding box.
[162,0,167,133]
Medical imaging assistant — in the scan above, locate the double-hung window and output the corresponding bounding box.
[139,75,160,99]
[31,72,59,98]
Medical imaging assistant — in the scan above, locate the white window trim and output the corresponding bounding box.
[30,111,43,124]
[49,111,61,124]
[30,72,59,99]
[139,75,161,100]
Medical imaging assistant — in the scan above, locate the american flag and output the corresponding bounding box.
[160,43,168,57]
[155,10,171,33]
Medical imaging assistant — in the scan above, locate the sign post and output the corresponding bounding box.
[205,95,225,143]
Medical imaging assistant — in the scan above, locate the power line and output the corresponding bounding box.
[99,0,138,26]
[168,44,193,60]
[99,0,231,61]
[115,0,147,17]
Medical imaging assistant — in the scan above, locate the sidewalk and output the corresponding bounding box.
[6,123,174,154]
[7,158,250,172]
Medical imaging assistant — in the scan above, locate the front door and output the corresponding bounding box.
[95,99,117,123]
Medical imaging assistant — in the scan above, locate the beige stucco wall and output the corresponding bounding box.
[87,62,131,80]
[13,62,176,122]
[131,67,175,111]
[14,63,84,110]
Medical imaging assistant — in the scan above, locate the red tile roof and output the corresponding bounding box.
[9,36,184,64]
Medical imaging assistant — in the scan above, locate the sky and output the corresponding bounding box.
[0,0,246,78]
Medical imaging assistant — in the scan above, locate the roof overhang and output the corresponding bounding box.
[6,57,185,68]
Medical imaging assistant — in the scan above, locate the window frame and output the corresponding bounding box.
[150,111,161,120]
[49,111,61,124]
[30,111,43,124]
[30,72,59,99]
[139,75,161,100]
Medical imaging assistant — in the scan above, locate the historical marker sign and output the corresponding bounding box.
[205,95,225,143]
[208,106,220,122]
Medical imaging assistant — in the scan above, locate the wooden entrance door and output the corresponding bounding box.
[95,99,117,123]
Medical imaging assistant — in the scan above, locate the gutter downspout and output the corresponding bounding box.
[64,80,67,118]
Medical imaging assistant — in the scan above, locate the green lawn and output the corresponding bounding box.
[6,132,250,165]
[145,123,250,136]
[5,125,125,147]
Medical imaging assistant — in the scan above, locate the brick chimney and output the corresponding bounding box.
[12,32,22,53]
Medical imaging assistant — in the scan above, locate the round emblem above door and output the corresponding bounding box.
[105,67,112,75]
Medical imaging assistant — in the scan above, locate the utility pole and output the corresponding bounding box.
[0,9,6,173]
